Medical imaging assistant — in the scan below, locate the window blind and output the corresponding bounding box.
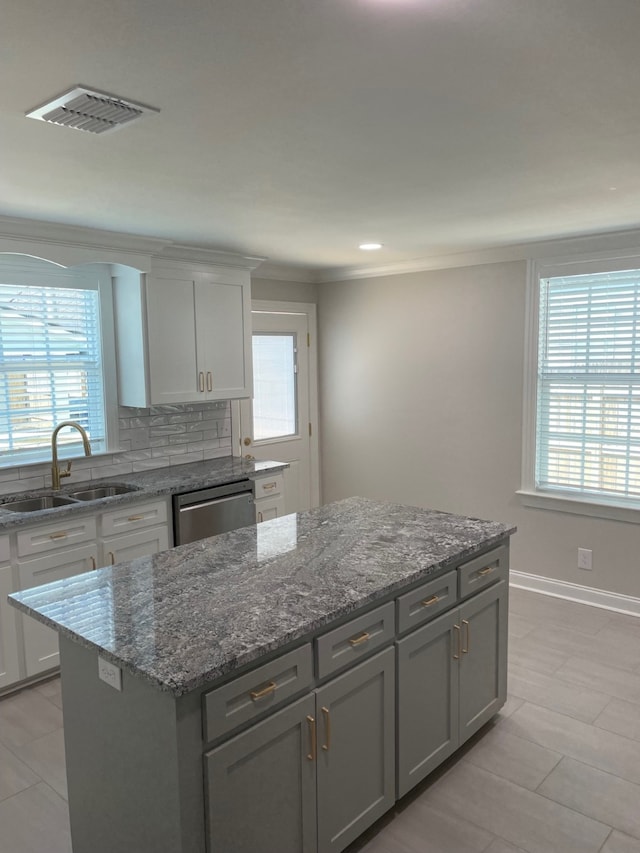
[536,269,640,500]
[0,283,105,464]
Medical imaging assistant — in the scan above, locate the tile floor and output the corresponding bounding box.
[0,586,639,853]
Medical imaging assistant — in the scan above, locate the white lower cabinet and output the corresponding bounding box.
[19,544,98,677]
[253,473,285,522]
[2,498,171,691]
[0,537,21,690]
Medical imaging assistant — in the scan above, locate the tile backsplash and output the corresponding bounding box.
[0,401,233,497]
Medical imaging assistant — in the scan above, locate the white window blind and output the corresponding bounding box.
[536,269,640,501]
[0,282,106,464]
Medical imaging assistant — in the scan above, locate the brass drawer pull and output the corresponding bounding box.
[262,482,277,491]
[348,631,370,647]
[257,511,263,523]
[453,624,461,660]
[421,594,440,607]
[108,551,115,566]
[89,556,97,570]
[207,371,213,392]
[250,681,277,701]
[462,619,470,653]
[199,371,205,392]
[49,531,68,540]
[127,514,144,522]
[477,566,494,577]
[321,706,331,751]
[306,715,316,761]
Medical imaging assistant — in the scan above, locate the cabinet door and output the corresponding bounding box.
[100,525,169,568]
[458,579,507,743]
[396,608,460,798]
[196,276,251,400]
[315,647,395,853]
[19,544,98,676]
[255,496,283,522]
[146,272,199,404]
[0,562,21,689]
[205,693,317,853]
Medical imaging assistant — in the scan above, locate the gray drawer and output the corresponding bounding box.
[203,643,313,742]
[396,569,457,634]
[458,544,508,600]
[316,601,395,680]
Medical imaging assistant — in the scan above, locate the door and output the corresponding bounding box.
[205,693,317,853]
[396,608,460,798]
[315,647,395,853]
[458,580,508,742]
[237,302,319,512]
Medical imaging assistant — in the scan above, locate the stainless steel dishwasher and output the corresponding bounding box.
[173,480,255,545]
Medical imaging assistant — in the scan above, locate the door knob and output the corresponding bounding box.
[243,437,252,446]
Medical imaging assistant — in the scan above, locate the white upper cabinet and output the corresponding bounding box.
[115,259,253,407]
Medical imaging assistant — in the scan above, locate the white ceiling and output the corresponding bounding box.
[3,0,640,277]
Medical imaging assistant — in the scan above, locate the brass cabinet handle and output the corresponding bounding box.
[108,551,115,565]
[207,371,213,392]
[262,482,277,491]
[321,706,331,751]
[89,556,96,570]
[250,680,276,701]
[348,631,370,647]
[462,619,470,654]
[453,624,461,660]
[421,594,439,608]
[257,511,263,523]
[306,715,316,761]
[199,371,205,392]
[477,566,494,577]
[49,531,68,540]
[127,514,144,522]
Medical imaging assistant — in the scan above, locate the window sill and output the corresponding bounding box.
[516,489,640,524]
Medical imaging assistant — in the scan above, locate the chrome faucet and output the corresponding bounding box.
[51,421,92,491]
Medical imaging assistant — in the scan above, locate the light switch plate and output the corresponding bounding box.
[98,656,122,691]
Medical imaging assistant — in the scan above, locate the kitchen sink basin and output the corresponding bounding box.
[1,495,78,512]
[68,485,138,501]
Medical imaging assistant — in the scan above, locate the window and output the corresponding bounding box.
[523,255,640,517]
[251,333,297,440]
[0,258,117,467]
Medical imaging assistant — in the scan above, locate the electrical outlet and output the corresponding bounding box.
[98,656,122,691]
[578,548,593,571]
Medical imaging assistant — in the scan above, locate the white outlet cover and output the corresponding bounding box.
[98,656,123,691]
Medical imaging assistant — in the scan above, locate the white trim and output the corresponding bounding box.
[510,570,640,618]
[253,262,317,283]
[517,489,640,524]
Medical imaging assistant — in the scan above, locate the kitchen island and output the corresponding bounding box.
[9,497,515,853]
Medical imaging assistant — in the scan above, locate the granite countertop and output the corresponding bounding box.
[0,456,287,531]
[9,497,515,697]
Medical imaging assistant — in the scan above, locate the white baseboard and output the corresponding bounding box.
[510,570,640,618]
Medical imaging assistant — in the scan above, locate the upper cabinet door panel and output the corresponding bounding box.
[146,273,199,404]
[195,277,251,400]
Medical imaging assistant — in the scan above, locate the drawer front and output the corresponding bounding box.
[254,473,284,501]
[316,601,395,680]
[204,644,313,742]
[458,544,508,600]
[396,570,457,634]
[101,499,168,537]
[17,516,97,558]
[0,535,9,563]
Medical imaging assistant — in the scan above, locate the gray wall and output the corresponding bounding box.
[317,260,640,599]
[251,277,318,304]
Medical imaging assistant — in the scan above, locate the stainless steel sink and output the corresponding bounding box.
[1,495,78,512]
[68,485,137,501]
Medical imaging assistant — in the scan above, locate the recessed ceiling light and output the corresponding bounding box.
[359,242,383,251]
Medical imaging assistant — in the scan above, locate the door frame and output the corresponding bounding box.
[232,300,321,509]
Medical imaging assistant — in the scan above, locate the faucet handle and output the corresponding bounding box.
[59,461,73,480]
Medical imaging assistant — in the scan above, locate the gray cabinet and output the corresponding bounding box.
[316,648,395,853]
[397,579,507,798]
[205,647,395,853]
[205,694,317,853]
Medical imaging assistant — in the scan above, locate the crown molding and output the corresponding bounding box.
[252,261,317,283]
[156,243,265,270]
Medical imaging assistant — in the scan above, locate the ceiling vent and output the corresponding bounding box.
[26,86,159,135]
